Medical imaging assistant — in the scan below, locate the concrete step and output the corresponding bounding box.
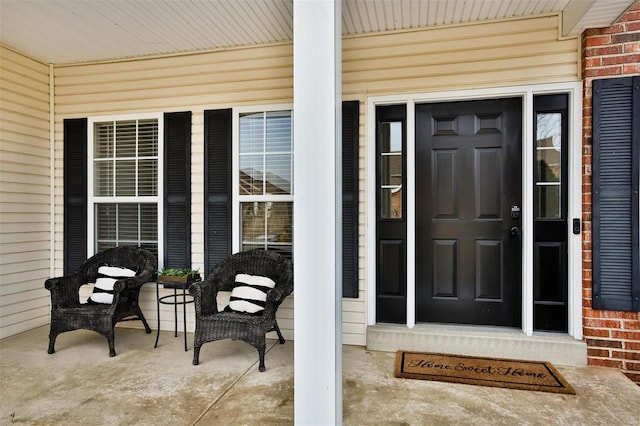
[367,323,587,367]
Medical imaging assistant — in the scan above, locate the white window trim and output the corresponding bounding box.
[366,82,582,340]
[232,104,294,253]
[87,112,164,265]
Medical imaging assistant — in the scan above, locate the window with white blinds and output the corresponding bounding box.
[89,115,162,257]
[238,110,293,257]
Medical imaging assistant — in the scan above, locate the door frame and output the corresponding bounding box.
[366,82,583,339]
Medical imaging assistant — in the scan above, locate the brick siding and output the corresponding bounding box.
[581,0,640,385]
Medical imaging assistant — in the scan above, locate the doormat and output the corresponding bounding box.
[394,351,575,394]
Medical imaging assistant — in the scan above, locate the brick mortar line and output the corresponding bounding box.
[588,354,639,359]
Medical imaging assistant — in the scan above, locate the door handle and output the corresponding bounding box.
[510,226,520,237]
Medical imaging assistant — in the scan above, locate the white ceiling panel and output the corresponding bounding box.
[0,0,295,64]
[341,0,571,33]
[0,0,634,65]
[563,0,637,35]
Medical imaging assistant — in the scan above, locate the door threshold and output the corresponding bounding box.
[366,323,586,366]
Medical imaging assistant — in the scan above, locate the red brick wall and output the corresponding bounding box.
[581,0,640,385]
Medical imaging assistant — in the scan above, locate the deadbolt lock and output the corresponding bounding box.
[510,205,521,220]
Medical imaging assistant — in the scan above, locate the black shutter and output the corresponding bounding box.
[204,109,232,274]
[592,76,640,312]
[164,112,192,269]
[342,101,360,298]
[63,118,88,274]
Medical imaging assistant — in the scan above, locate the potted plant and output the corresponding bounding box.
[157,267,201,284]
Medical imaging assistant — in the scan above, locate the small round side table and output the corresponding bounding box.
[154,278,199,351]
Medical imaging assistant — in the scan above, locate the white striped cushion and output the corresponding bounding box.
[88,265,137,304]
[228,273,276,314]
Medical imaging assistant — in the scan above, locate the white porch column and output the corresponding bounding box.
[293,0,342,424]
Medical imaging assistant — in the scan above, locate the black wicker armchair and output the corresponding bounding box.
[189,249,293,371]
[45,246,156,357]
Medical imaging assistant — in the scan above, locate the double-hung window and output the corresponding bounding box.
[88,114,163,258]
[236,109,293,257]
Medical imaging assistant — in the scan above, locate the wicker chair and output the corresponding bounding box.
[45,246,156,357]
[189,249,293,371]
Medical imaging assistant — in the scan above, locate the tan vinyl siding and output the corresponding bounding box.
[50,15,579,345]
[343,15,579,96]
[54,43,293,115]
[0,46,51,339]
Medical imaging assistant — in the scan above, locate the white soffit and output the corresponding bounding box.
[342,0,571,33]
[0,0,294,64]
[563,0,637,36]
[0,0,635,65]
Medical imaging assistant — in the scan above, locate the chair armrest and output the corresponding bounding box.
[266,286,290,304]
[45,271,86,289]
[44,274,85,308]
[189,279,219,316]
[112,270,153,292]
[190,279,220,314]
[44,277,62,291]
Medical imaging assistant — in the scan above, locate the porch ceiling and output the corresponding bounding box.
[0,0,635,65]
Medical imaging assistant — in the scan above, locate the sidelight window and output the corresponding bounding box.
[379,121,403,219]
[533,94,569,332]
[535,113,562,218]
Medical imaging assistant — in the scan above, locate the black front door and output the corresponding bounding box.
[415,98,522,326]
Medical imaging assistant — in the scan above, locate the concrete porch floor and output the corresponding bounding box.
[1,326,639,425]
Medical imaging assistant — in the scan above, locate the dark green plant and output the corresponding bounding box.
[158,267,199,277]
